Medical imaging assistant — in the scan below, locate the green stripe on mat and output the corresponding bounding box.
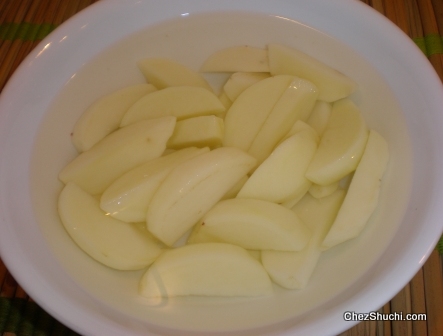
[0,22,57,42]
[413,37,428,55]
[413,35,443,56]
[33,308,55,336]
[425,34,443,56]
[3,297,27,335]
[0,297,80,335]
[35,23,58,41]
[437,235,443,254]
[17,298,39,336]
[0,297,11,332]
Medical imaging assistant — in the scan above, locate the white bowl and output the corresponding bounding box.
[1,0,443,335]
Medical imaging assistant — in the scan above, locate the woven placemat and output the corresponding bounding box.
[0,0,442,335]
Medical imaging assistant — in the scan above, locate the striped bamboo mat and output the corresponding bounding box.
[0,0,442,335]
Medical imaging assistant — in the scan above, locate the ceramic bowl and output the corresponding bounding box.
[1,1,443,335]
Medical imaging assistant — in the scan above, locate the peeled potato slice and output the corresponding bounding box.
[223,75,294,151]
[306,101,332,137]
[280,191,311,209]
[59,117,176,195]
[100,147,209,223]
[247,77,318,165]
[167,115,224,149]
[279,120,319,145]
[147,147,256,246]
[187,220,224,244]
[72,84,157,152]
[58,183,163,270]
[321,130,389,249]
[261,190,345,289]
[218,91,232,111]
[220,175,248,200]
[268,44,357,102]
[308,181,339,199]
[200,46,270,73]
[305,99,369,186]
[120,86,225,126]
[197,198,311,251]
[137,58,212,91]
[139,243,272,298]
[237,127,318,204]
[223,72,270,101]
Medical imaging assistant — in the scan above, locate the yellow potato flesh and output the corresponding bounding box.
[58,183,163,271]
[261,190,345,289]
[306,101,332,137]
[197,198,311,251]
[305,99,369,186]
[167,115,224,149]
[223,72,270,101]
[268,44,357,102]
[321,130,389,249]
[223,75,294,151]
[147,147,256,246]
[137,58,212,91]
[247,76,318,165]
[72,84,157,152]
[100,147,209,223]
[237,128,318,204]
[139,243,272,298]
[59,117,176,195]
[120,86,225,126]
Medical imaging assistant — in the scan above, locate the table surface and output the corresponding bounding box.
[0,0,443,335]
